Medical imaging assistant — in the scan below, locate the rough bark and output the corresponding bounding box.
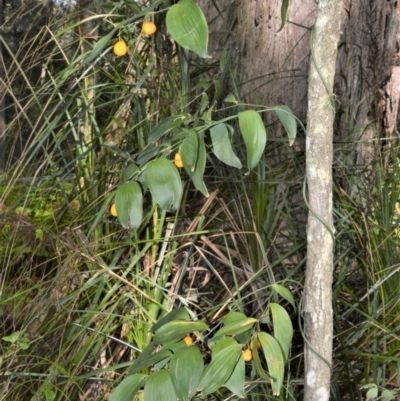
[334,0,400,190]
[303,1,344,401]
[236,0,316,141]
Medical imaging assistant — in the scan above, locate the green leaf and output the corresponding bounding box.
[144,370,177,401]
[44,388,56,401]
[19,336,30,350]
[238,110,267,171]
[366,386,378,399]
[36,228,44,241]
[148,115,187,143]
[210,124,242,168]
[275,105,297,146]
[258,332,285,396]
[180,129,198,172]
[211,337,238,357]
[121,163,140,184]
[153,320,209,345]
[224,355,245,398]
[129,349,172,375]
[146,158,183,210]
[3,332,20,343]
[83,28,117,64]
[198,343,242,395]
[252,335,271,382]
[115,181,143,229]
[151,307,190,334]
[271,284,295,308]
[170,346,204,401]
[277,0,289,33]
[166,0,209,58]
[270,303,293,361]
[211,317,257,345]
[222,311,248,325]
[109,374,147,401]
[185,132,208,197]
[224,93,237,104]
[381,389,395,400]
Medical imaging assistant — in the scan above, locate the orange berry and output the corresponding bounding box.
[110,203,117,217]
[183,335,193,346]
[242,348,252,362]
[113,40,128,57]
[142,21,157,36]
[174,153,183,168]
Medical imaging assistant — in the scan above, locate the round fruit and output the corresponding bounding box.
[183,335,193,346]
[113,40,128,57]
[142,21,157,36]
[242,348,252,362]
[110,203,118,217]
[174,153,183,168]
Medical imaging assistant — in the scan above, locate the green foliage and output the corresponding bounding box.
[114,181,143,229]
[110,308,294,400]
[166,0,209,58]
[238,110,267,171]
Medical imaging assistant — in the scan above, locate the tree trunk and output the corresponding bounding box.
[303,1,344,400]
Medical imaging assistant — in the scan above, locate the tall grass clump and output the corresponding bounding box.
[330,137,400,400]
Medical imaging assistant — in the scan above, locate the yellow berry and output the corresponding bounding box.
[113,40,128,57]
[110,203,118,217]
[142,21,157,36]
[183,335,193,346]
[242,348,252,362]
[174,153,183,168]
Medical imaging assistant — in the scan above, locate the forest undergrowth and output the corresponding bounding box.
[0,1,399,401]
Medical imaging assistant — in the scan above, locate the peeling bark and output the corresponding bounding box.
[304,1,344,400]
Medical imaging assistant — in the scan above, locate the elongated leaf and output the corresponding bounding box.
[181,129,198,172]
[83,28,117,64]
[275,105,297,145]
[146,158,183,210]
[271,284,295,308]
[198,343,242,395]
[144,370,177,401]
[222,311,248,325]
[252,335,271,382]
[210,318,257,345]
[258,332,285,396]
[166,0,209,58]
[153,320,209,345]
[151,307,190,333]
[185,132,208,197]
[224,355,245,398]
[277,0,289,33]
[121,163,140,184]
[129,349,172,375]
[148,115,187,142]
[270,303,293,361]
[238,110,267,171]
[170,346,204,401]
[210,123,242,168]
[211,337,238,357]
[115,181,143,229]
[109,374,147,401]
